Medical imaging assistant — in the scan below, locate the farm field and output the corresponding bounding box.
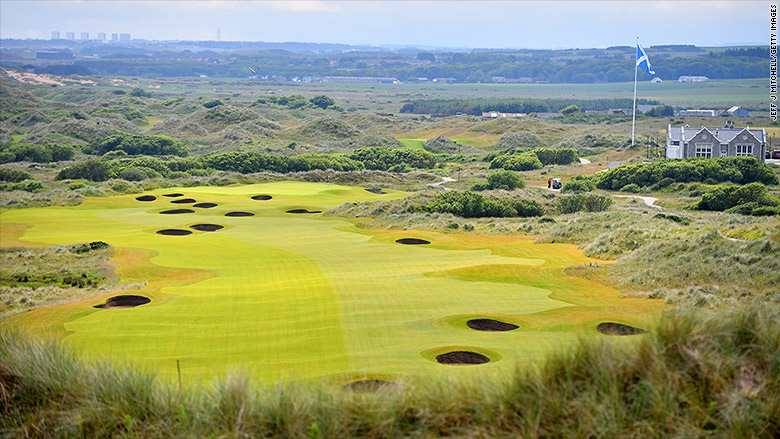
[1,182,664,386]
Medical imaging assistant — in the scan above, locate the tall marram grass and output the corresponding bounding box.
[2,306,779,438]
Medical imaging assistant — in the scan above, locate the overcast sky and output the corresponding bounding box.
[0,1,772,49]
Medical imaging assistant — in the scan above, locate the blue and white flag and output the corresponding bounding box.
[636,43,655,74]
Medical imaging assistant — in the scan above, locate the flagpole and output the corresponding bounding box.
[631,36,638,147]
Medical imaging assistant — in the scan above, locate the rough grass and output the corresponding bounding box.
[2,305,778,438]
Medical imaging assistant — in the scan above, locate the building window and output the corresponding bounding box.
[695,143,713,158]
[735,144,753,156]
[672,141,679,146]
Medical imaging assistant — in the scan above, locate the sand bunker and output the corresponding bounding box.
[225,211,254,217]
[170,198,197,204]
[193,203,217,208]
[435,351,490,365]
[159,209,194,215]
[343,379,400,392]
[597,322,648,336]
[94,295,151,309]
[395,238,431,245]
[365,188,386,194]
[162,193,184,197]
[156,229,193,236]
[467,319,519,332]
[252,195,273,200]
[286,209,322,214]
[135,195,157,202]
[190,224,224,232]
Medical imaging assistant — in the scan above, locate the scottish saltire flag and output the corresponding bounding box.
[636,43,655,74]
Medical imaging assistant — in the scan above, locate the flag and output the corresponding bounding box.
[636,43,655,74]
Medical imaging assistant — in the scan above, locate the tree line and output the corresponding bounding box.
[400,98,659,116]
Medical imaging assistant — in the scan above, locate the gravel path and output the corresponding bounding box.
[427,176,457,190]
[612,194,661,209]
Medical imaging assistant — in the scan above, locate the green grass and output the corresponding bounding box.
[10,133,27,142]
[397,138,425,150]
[2,305,778,438]
[1,181,664,386]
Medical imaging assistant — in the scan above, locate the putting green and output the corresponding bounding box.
[1,181,664,385]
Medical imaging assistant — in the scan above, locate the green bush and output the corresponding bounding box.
[348,147,435,171]
[596,157,778,190]
[202,99,224,109]
[558,193,613,214]
[0,181,45,193]
[561,176,596,194]
[91,134,188,157]
[532,148,579,166]
[56,160,109,182]
[620,183,641,193]
[486,170,524,190]
[118,167,148,181]
[0,168,33,183]
[489,152,542,171]
[426,191,544,218]
[0,143,74,163]
[696,183,780,212]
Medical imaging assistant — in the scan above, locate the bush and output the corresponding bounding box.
[561,176,596,194]
[348,147,436,171]
[91,134,188,157]
[620,183,641,193]
[696,183,780,212]
[489,152,542,171]
[0,168,33,182]
[0,181,45,193]
[532,148,579,166]
[0,143,74,163]
[56,160,109,182]
[202,99,224,109]
[426,191,543,218]
[486,170,524,190]
[558,193,613,214]
[596,156,778,190]
[118,167,148,181]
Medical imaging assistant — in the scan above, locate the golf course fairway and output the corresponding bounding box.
[1,182,664,385]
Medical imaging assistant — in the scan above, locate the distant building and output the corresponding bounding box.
[432,77,456,83]
[666,124,766,161]
[66,32,75,40]
[535,112,563,118]
[725,106,750,117]
[51,31,60,40]
[321,76,398,83]
[97,32,106,41]
[482,112,526,118]
[80,32,89,40]
[678,109,717,117]
[678,75,709,82]
[119,33,131,42]
[651,77,662,83]
[111,33,118,42]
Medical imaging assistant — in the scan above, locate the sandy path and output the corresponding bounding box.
[612,194,661,209]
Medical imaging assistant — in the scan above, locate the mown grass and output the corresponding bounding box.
[2,305,778,438]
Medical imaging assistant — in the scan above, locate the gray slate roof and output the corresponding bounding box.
[668,126,764,143]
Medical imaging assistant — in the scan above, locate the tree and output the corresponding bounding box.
[561,105,582,115]
[486,170,524,190]
[309,95,335,110]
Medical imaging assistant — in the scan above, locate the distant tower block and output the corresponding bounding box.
[119,33,131,42]
[97,32,106,41]
[51,31,60,40]
[111,33,118,42]
[80,32,89,40]
[66,32,75,40]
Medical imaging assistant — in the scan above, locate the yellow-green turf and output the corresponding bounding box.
[1,181,664,385]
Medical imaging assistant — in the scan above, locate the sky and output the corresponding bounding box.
[0,1,772,49]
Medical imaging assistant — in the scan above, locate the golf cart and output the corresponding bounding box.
[552,178,562,190]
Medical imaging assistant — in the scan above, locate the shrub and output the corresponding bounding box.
[91,134,188,157]
[348,147,436,171]
[532,148,579,166]
[486,170,524,190]
[202,99,224,109]
[118,167,148,181]
[489,152,542,171]
[561,176,596,194]
[558,193,613,214]
[696,183,780,212]
[426,191,543,218]
[0,181,45,193]
[56,160,109,182]
[620,183,641,193]
[0,168,33,182]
